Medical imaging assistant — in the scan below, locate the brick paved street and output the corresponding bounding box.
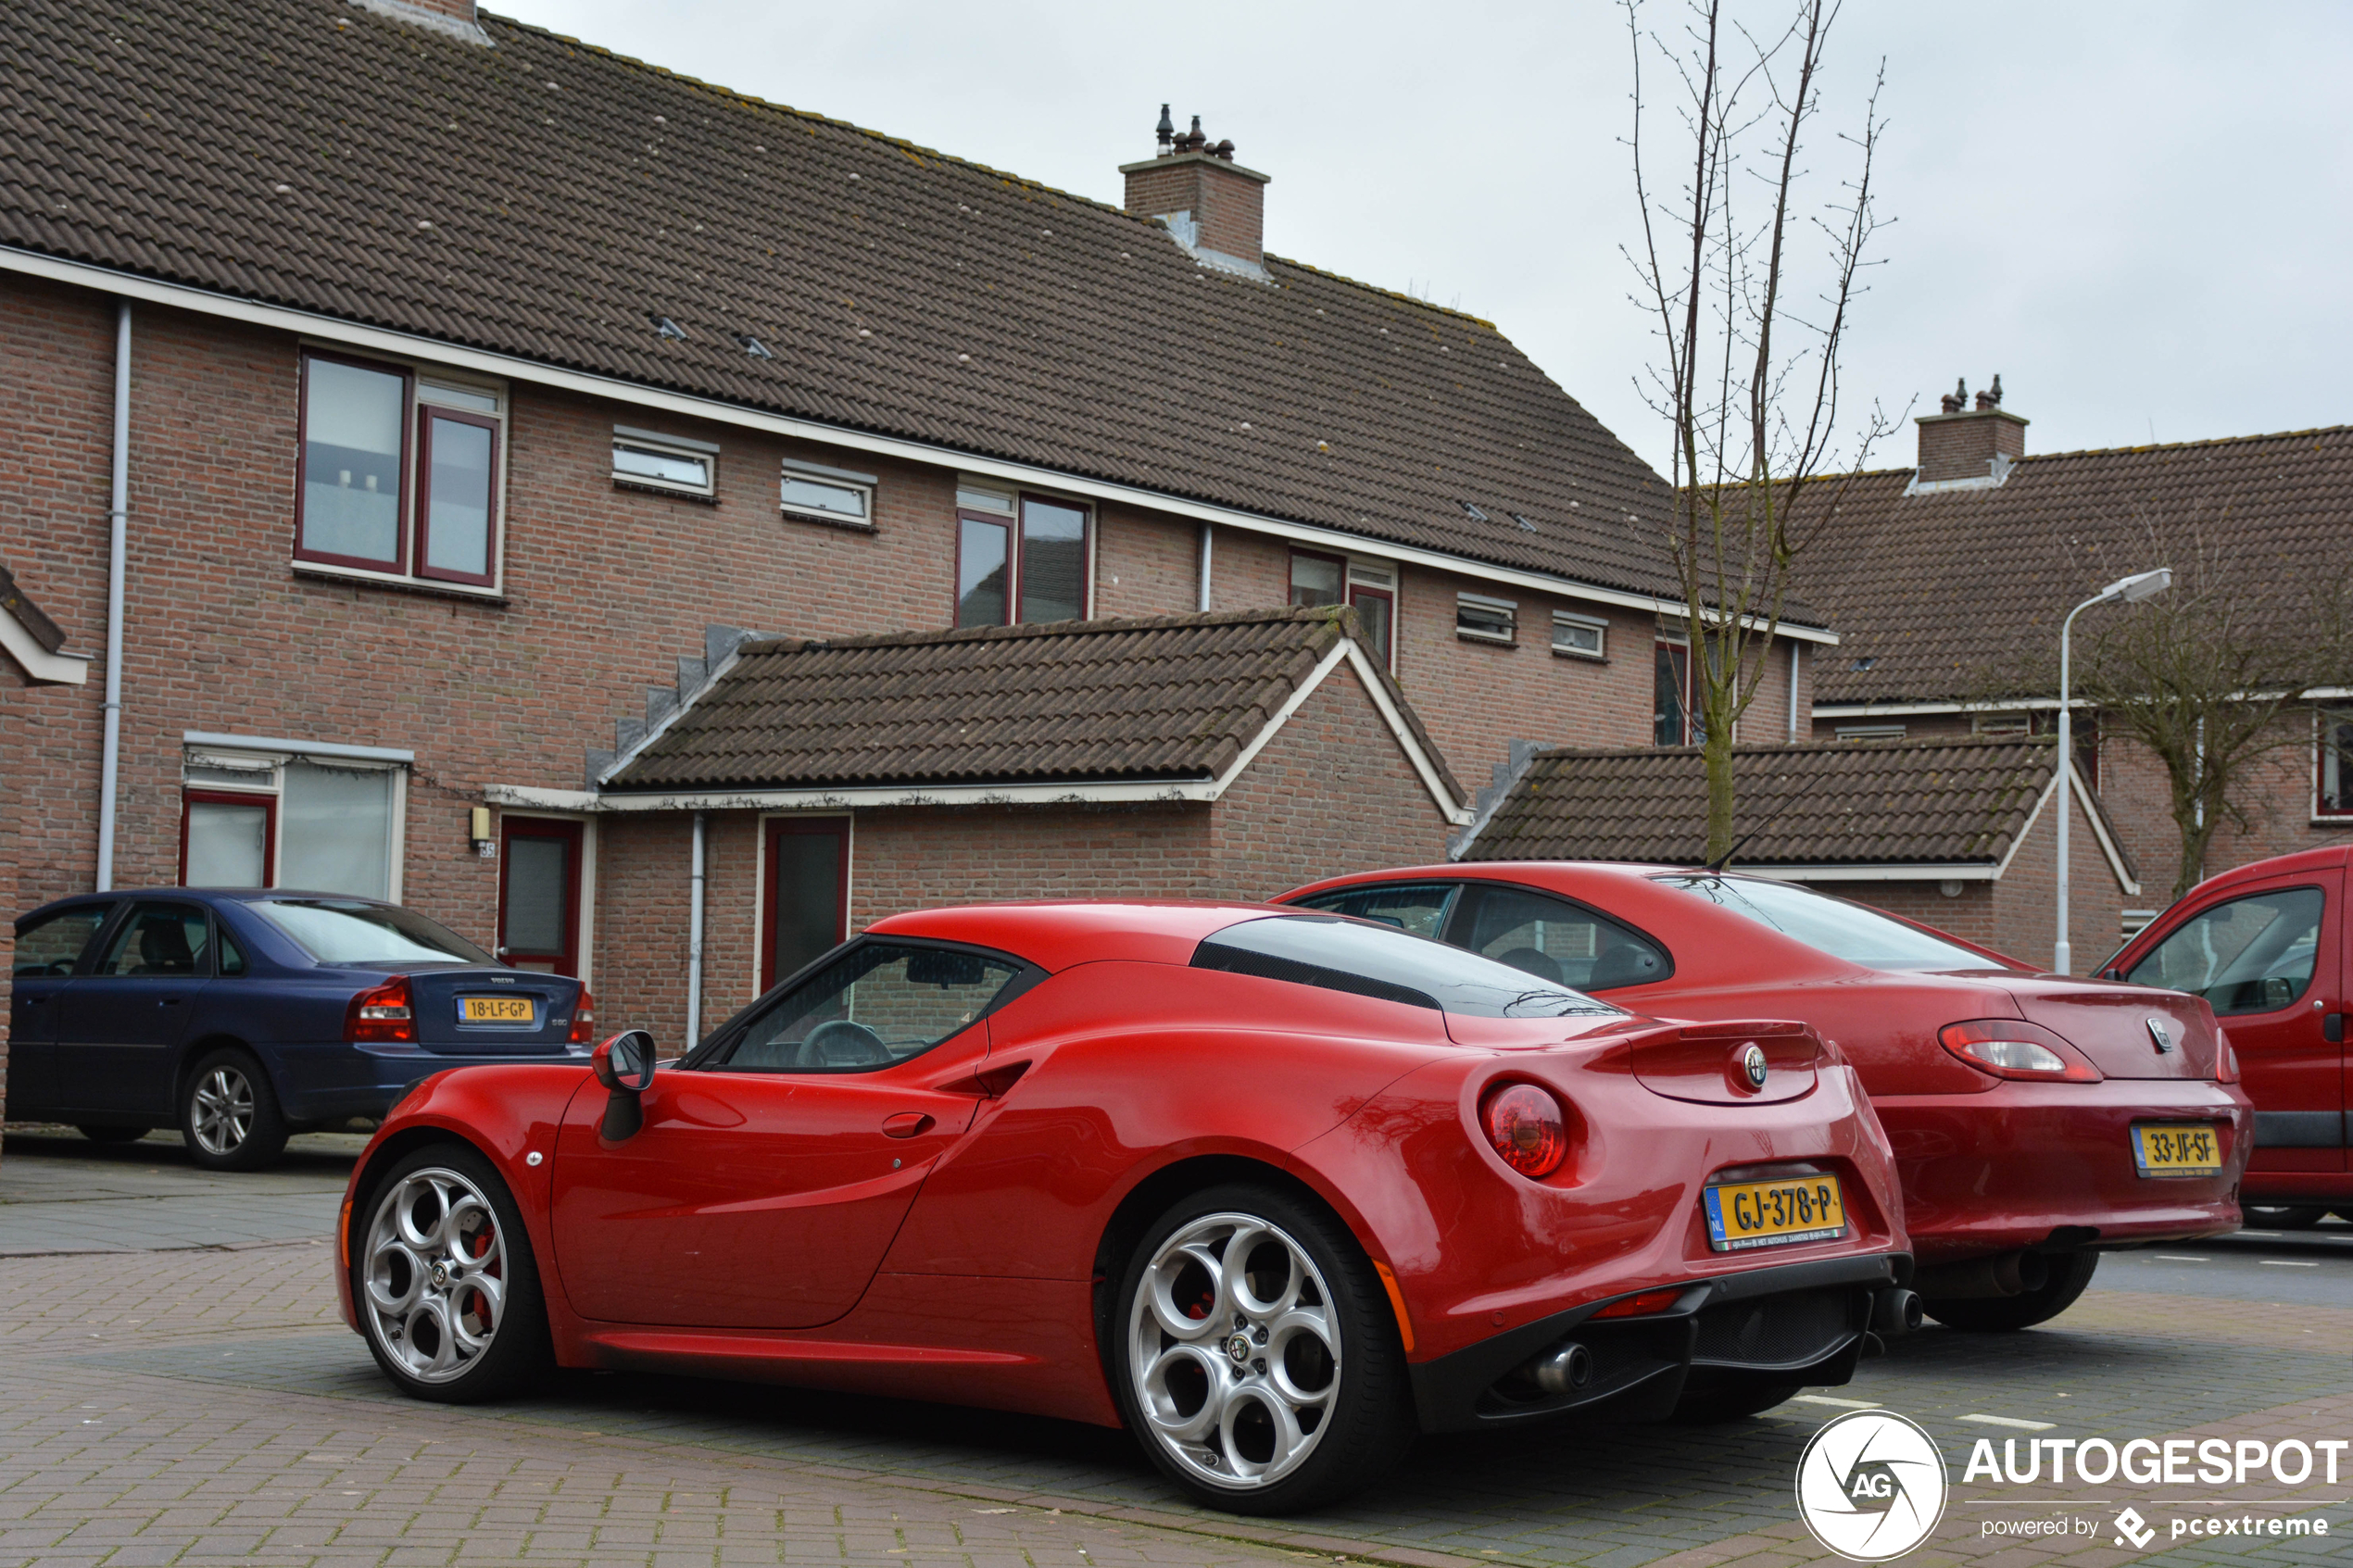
[3,1132,2348,1568]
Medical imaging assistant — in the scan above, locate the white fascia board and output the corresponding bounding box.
[1738,863,1997,883]
[184,729,416,763]
[2,245,1839,644]
[488,779,1217,812]
[1986,761,2138,897]
[594,639,749,788]
[0,611,88,684]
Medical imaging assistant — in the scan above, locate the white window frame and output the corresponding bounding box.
[1552,609,1607,660]
[181,735,410,902]
[1834,724,1907,743]
[1971,712,2033,737]
[2315,707,2353,823]
[612,425,719,499]
[1456,591,1517,646]
[781,457,878,529]
[292,342,510,600]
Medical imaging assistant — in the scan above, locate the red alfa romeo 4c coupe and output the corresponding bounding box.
[1280,864,2254,1333]
[338,901,1913,1513]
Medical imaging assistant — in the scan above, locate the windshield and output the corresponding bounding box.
[1655,874,2003,972]
[252,898,493,967]
[1195,914,1619,1018]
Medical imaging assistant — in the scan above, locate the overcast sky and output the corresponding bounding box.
[499,1,2353,477]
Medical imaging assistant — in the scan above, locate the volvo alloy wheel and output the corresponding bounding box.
[360,1166,509,1384]
[189,1065,256,1156]
[1126,1210,1342,1490]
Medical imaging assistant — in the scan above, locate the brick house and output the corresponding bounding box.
[0,0,1824,1098]
[1453,736,2141,966]
[1786,387,2353,957]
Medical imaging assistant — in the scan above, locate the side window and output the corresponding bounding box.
[93,903,212,978]
[12,907,111,977]
[1292,883,1457,940]
[218,926,249,976]
[2127,886,2323,1016]
[711,942,1026,1073]
[1451,884,1670,991]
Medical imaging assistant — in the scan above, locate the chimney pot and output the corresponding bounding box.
[1917,376,2026,483]
[1120,110,1271,270]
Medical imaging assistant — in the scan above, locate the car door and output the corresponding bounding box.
[57,900,215,1117]
[549,939,1029,1329]
[6,903,117,1114]
[2122,872,2344,1173]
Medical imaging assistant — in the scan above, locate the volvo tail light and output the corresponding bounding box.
[1480,1082,1570,1179]
[346,977,415,1044]
[567,988,598,1047]
[1938,1018,2101,1082]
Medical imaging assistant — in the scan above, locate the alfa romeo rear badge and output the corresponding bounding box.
[1741,1043,1769,1089]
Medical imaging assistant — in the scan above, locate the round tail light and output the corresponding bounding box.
[1480,1083,1570,1179]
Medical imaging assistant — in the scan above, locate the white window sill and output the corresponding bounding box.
[1552,647,1607,662]
[782,506,877,533]
[1456,630,1517,646]
[293,560,508,604]
[614,476,719,504]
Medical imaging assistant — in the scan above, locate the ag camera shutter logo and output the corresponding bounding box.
[1795,1411,1949,1561]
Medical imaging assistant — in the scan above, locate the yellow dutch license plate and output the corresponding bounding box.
[459,996,535,1025]
[1704,1174,1847,1252]
[2132,1123,2221,1177]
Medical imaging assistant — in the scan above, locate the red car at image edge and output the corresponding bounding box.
[2097,843,2353,1228]
[336,900,1914,1513]
[1279,864,2254,1332]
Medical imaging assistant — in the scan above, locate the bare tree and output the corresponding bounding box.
[1625,0,1900,859]
[2070,522,2353,900]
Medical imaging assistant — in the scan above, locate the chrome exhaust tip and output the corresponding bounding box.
[1529,1341,1594,1395]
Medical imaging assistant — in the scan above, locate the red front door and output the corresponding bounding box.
[499,817,582,975]
[548,1060,983,1329]
[2122,872,2345,1174]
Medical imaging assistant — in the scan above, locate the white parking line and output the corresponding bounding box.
[1962,1413,2057,1431]
[1793,1394,1881,1409]
[2260,1260,2320,1267]
[2153,1254,2208,1262]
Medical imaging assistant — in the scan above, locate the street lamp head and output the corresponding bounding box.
[2103,567,2172,605]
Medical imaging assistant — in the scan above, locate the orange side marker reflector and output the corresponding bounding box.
[336,1197,352,1270]
[1372,1260,1415,1354]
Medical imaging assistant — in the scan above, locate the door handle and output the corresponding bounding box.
[881,1112,935,1139]
[2326,1012,2345,1044]
[159,997,183,1007]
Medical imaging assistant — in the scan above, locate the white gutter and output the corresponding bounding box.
[0,245,1838,645]
[0,613,88,684]
[686,810,707,1049]
[95,302,130,892]
[1741,863,1997,884]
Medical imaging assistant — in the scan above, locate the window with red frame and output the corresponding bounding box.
[181,789,276,888]
[1290,550,1398,669]
[953,485,1091,628]
[2320,710,2353,816]
[295,351,506,590]
[761,818,851,995]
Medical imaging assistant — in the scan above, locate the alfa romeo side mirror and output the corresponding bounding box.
[591,1029,657,1139]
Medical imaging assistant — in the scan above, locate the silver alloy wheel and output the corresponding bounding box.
[189,1066,255,1156]
[360,1167,508,1385]
[1127,1210,1341,1489]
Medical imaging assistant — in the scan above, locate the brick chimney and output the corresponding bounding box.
[1121,107,1270,274]
[1915,374,2028,484]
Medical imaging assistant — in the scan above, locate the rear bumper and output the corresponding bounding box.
[276,1040,588,1123]
[1874,1078,2251,1265]
[1406,1251,1906,1432]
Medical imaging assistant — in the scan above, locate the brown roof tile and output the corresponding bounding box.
[1783,426,2353,705]
[0,0,1780,616]
[606,606,1464,800]
[1461,735,2104,870]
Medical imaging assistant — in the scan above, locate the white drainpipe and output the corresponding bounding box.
[1197,522,1214,612]
[686,809,707,1049]
[95,302,131,892]
[1786,639,1802,743]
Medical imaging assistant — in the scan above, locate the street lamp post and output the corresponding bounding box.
[2054,567,2171,974]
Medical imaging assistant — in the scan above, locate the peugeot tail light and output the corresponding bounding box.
[346,977,416,1044]
[1938,1018,2101,1082]
[1480,1082,1570,1179]
[567,988,598,1047]
[2214,1034,2242,1085]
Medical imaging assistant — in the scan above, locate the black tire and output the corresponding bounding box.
[1108,1181,1415,1515]
[77,1124,153,1144]
[1920,1251,2100,1332]
[178,1047,289,1172]
[350,1142,551,1404]
[1671,1378,1805,1423]
[2244,1204,2328,1231]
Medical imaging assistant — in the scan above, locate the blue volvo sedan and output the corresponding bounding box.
[8,889,593,1170]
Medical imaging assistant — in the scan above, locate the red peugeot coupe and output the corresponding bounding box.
[338,901,1912,1512]
[1280,865,2253,1334]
